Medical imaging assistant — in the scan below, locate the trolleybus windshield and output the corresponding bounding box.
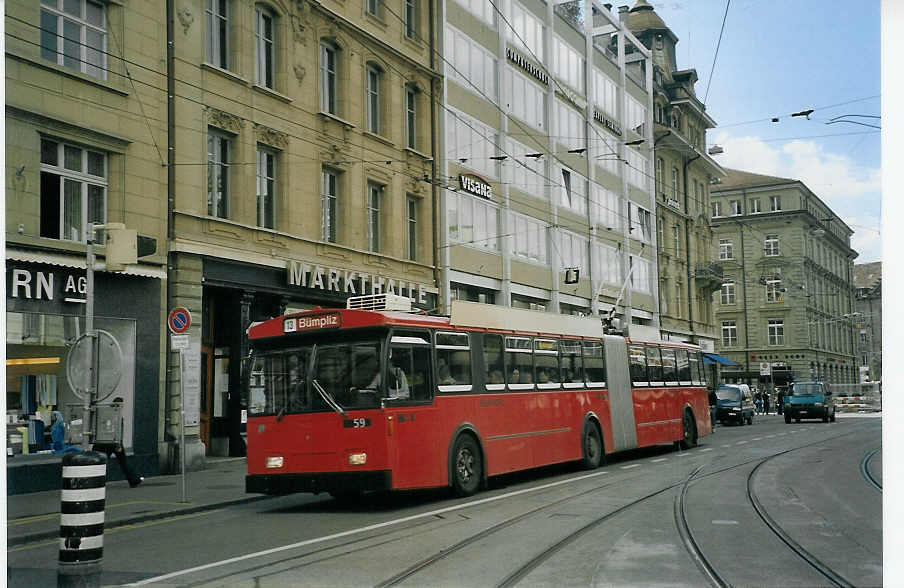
[248,334,387,416]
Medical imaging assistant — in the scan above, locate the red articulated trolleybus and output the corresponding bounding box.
[245,294,711,498]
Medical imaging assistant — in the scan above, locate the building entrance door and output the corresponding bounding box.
[200,344,213,449]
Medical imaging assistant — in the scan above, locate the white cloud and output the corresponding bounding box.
[712,132,881,200]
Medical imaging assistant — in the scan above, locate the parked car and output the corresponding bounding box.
[715,384,755,425]
[784,381,835,423]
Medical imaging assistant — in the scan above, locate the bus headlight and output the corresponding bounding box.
[814,402,824,407]
[266,456,284,469]
[348,453,367,465]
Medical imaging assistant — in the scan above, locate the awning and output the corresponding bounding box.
[6,248,166,279]
[702,352,739,366]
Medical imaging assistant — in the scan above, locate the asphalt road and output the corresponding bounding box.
[8,414,882,587]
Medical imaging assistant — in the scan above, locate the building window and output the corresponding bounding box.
[366,182,383,252]
[750,198,761,213]
[632,205,652,242]
[448,191,500,252]
[511,212,548,263]
[730,200,742,215]
[407,196,418,261]
[768,319,785,345]
[671,168,679,201]
[718,238,733,260]
[656,157,664,194]
[765,277,783,303]
[320,41,338,114]
[41,0,107,79]
[711,201,721,218]
[451,282,496,304]
[254,5,275,89]
[39,138,107,242]
[366,0,381,17]
[722,320,738,346]
[256,147,276,229]
[321,168,338,242]
[405,85,417,150]
[770,195,781,211]
[764,234,780,256]
[673,225,681,256]
[207,129,230,219]
[205,0,229,69]
[405,0,418,38]
[675,282,682,318]
[560,168,587,215]
[366,64,382,134]
[720,281,736,304]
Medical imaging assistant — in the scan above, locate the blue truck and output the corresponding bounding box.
[783,381,836,423]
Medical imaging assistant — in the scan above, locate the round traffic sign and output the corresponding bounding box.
[66,330,123,401]
[168,307,192,334]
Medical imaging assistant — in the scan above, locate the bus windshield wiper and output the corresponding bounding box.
[312,379,347,417]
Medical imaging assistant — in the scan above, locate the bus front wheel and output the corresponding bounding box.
[451,435,482,497]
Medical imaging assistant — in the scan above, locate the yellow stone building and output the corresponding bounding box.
[5,0,441,481]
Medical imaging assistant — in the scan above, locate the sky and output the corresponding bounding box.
[646,0,882,263]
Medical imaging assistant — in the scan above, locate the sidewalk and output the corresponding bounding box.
[7,457,270,547]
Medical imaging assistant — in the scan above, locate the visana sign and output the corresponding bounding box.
[286,261,438,305]
[458,174,493,200]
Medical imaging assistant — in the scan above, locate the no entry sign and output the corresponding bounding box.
[168,307,192,334]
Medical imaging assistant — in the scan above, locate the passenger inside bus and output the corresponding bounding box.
[437,360,456,386]
[488,370,504,384]
[537,368,550,384]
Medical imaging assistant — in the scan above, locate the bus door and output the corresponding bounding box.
[384,330,440,489]
[604,336,638,452]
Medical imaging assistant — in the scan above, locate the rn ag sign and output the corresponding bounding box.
[168,307,192,334]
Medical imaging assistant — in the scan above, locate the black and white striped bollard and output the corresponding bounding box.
[58,451,107,587]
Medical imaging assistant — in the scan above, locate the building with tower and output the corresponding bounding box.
[625,0,726,352]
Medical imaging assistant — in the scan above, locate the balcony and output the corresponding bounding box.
[694,262,724,293]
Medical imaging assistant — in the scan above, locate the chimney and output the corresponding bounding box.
[604,3,612,10]
[618,5,630,21]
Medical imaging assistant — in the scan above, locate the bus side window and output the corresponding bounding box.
[560,340,584,388]
[436,332,472,392]
[506,336,533,388]
[696,351,707,385]
[582,341,606,386]
[688,351,701,384]
[390,330,432,402]
[646,345,664,384]
[534,339,560,388]
[629,344,649,385]
[484,334,505,391]
[676,349,691,383]
[661,348,678,385]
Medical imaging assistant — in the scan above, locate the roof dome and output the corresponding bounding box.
[628,0,668,34]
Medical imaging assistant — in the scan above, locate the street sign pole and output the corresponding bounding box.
[180,347,187,503]
[168,308,192,503]
[82,224,100,450]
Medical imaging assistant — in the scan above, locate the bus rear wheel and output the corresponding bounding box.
[680,409,698,449]
[581,423,603,469]
[451,435,482,497]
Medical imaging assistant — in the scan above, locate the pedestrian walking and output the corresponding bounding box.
[92,397,143,487]
[763,393,771,415]
[754,389,763,414]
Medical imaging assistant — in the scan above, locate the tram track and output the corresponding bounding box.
[860,447,882,492]
[135,422,877,587]
[675,429,868,588]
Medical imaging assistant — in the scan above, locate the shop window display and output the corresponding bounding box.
[6,312,136,455]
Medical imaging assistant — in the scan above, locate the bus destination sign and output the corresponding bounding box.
[284,312,342,334]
